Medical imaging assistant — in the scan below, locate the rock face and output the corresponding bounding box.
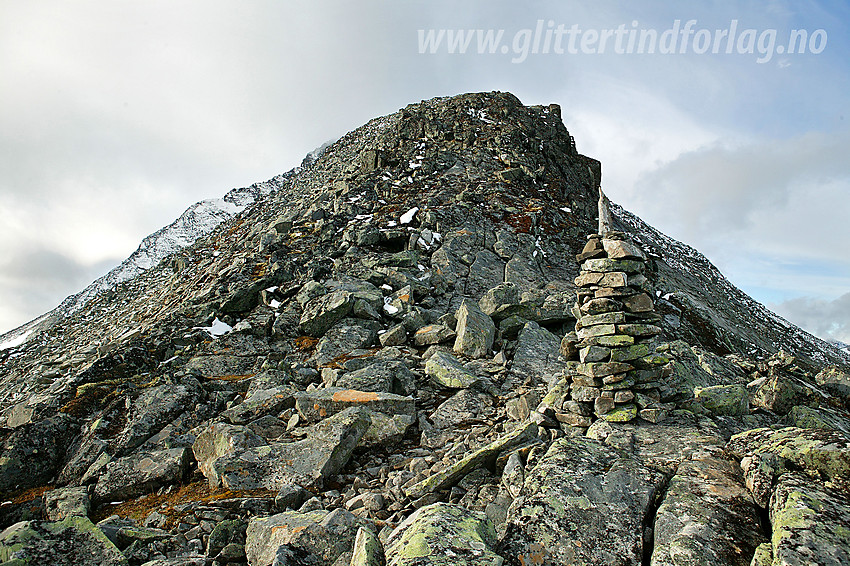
[0,91,848,565]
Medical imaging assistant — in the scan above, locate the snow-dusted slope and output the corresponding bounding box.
[0,145,335,350]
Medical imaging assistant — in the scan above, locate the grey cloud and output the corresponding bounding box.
[0,246,118,333]
[771,292,850,344]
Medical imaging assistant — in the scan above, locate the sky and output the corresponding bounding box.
[1,0,848,344]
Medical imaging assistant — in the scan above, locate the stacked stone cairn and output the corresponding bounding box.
[559,229,668,425]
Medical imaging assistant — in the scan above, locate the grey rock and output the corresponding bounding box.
[246,508,364,566]
[651,454,765,566]
[43,486,90,521]
[350,527,385,566]
[425,351,480,389]
[295,388,415,422]
[385,503,502,566]
[694,384,749,416]
[478,282,520,317]
[429,389,496,430]
[314,319,380,366]
[222,387,295,424]
[93,447,190,502]
[192,422,266,484]
[413,324,456,346]
[763,472,850,566]
[332,360,417,396]
[0,516,128,565]
[208,407,370,490]
[500,436,665,565]
[300,291,355,337]
[510,322,562,387]
[453,301,495,359]
[0,413,77,492]
[379,324,408,346]
[816,365,850,401]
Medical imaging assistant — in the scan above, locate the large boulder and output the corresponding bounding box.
[510,322,562,387]
[245,508,364,566]
[425,351,481,389]
[0,414,77,492]
[453,301,495,358]
[294,388,415,423]
[651,454,765,566]
[93,448,190,502]
[299,291,355,337]
[205,407,370,491]
[384,503,502,566]
[499,436,665,566]
[0,516,128,565]
[192,422,266,482]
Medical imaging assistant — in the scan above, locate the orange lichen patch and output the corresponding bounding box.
[518,542,548,566]
[455,229,473,235]
[4,485,54,505]
[207,373,255,382]
[271,524,309,536]
[313,404,328,418]
[250,263,268,281]
[332,390,380,403]
[91,480,275,527]
[294,336,319,351]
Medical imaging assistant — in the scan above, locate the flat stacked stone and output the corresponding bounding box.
[563,231,666,424]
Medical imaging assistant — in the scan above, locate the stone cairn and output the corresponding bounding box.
[559,190,668,426]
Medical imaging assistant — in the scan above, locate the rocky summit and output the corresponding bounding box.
[0,91,849,566]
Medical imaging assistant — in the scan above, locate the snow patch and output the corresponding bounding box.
[195,318,232,338]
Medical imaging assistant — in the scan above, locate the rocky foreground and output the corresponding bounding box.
[0,92,848,565]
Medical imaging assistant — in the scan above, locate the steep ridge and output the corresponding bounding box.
[0,92,848,566]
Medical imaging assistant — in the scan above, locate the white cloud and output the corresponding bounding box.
[771,292,850,344]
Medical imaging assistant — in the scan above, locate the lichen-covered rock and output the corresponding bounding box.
[385,503,502,566]
[499,435,665,566]
[783,405,850,438]
[404,420,537,499]
[332,360,417,396]
[651,454,765,566]
[222,387,294,424]
[192,422,266,484]
[0,413,77,492]
[245,508,364,566]
[453,301,495,358]
[413,324,456,346]
[694,383,749,416]
[815,365,850,401]
[295,388,415,422]
[728,426,850,488]
[208,407,370,490]
[93,447,190,502]
[751,373,817,415]
[478,282,521,318]
[0,516,128,565]
[766,472,850,566]
[350,527,385,566]
[43,486,90,521]
[425,351,480,389]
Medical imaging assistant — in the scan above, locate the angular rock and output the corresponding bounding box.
[192,422,266,481]
[246,508,364,566]
[602,238,647,260]
[577,323,617,339]
[765,472,850,566]
[360,411,415,448]
[500,436,665,566]
[579,344,611,363]
[350,526,385,566]
[651,455,765,566]
[816,365,850,401]
[453,301,495,358]
[622,292,654,313]
[222,387,295,424]
[581,258,644,273]
[694,384,749,416]
[300,291,354,337]
[405,420,537,499]
[728,426,850,491]
[577,361,634,378]
[413,324,456,346]
[751,373,817,414]
[385,503,501,566]
[208,407,371,490]
[598,403,637,422]
[0,516,128,565]
[333,360,417,396]
[112,380,202,455]
[425,351,480,389]
[379,324,408,346]
[43,486,90,521]
[579,311,626,327]
[295,388,415,422]
[478,282,521,317]
[580,297,622,315]
[0,413,77,492]
[609,343,650,363]
[511,322,562,387]
[314,318,379,366]
[93,447,190,502]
